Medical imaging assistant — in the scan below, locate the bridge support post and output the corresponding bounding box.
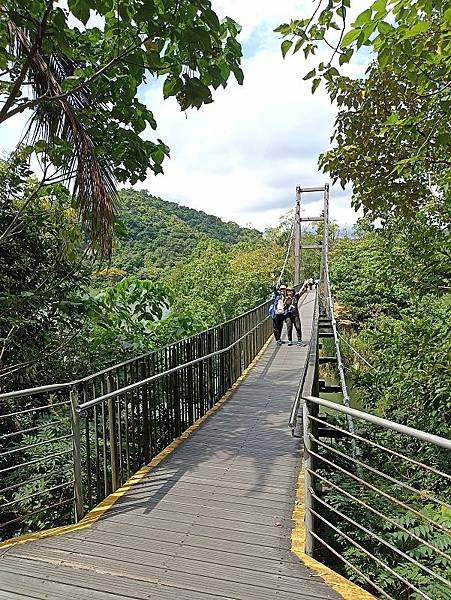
[294,186,301,286]
[107,376,120,492]
[70,386,85,522]
[303,397,316,556]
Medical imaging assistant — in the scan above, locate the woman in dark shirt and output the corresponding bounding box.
[284,288,307,346]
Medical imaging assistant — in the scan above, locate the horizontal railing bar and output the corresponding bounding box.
[309,506,433,600]
[0,433,73,458]
[310,531,392,600]
[309,469,451,563]
[0,400,70,420]
[0,300,271,401]
[0,382,73,401]
[0,469,72,495]
[309,414,451,480]
[298,186,326,192]
[309,447,451,535]
[312,490,451,587]
[0,420,70,441]
[311,434,451,512]
[0,497,74,530]
[78,314,270,411]
[0,480,75,509]
[305,395,451,450]
[0,449,73,474]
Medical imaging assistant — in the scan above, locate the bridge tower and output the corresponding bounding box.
[293,184,329,288]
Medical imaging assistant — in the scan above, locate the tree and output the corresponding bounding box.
[276,1,451,222]
[0,0,243,254]
[0,152,86,390]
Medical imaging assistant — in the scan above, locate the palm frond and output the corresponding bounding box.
[7,20,117,257]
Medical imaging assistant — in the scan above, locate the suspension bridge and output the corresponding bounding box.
[0,186,449,600]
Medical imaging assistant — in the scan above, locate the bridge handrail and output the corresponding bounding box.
[77,309,271,411]
[0,296,274,539]
[0,298,271,402]
[288,289,319,430]
[302,393,451,598]
[304,395,451,450]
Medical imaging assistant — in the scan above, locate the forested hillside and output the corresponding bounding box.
[107,190,261,278]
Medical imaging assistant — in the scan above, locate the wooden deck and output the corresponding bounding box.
[0,290,342,600]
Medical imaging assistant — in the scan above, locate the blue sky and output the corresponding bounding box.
[0,1,367,231]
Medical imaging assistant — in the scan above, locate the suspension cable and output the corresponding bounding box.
[337,331,374,369]
[276,221,295,286]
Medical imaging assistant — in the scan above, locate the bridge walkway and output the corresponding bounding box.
[0,290,343,600]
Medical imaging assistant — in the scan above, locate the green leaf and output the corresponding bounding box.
[281,39,293,58]
[231,65,244,85]
[341,28,361,48]
[377,21,393,34]
[353,9,372,28]
[303,68,316,81]
[371,0,387,11]
[402,21,430,39]
[163,76,181,99]
[201,8,220,31]
[311,78,320,93]
[377,49,390,68]
[68,0,90,25]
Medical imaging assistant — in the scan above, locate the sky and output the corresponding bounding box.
[0,1,367,232]
[137,0,366,230]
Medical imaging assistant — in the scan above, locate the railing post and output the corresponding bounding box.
[70,386,85,522]
[107,377,120,492]
[303,397,315,556]
[186,342,194,426]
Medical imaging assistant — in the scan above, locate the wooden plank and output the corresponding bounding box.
[0,558,235,600]
[10,544,326,594]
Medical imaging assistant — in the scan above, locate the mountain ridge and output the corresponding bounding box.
[109,189,261,277]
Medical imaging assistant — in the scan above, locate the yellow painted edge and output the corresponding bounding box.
[0,335,273,551]
[291,460,376,600]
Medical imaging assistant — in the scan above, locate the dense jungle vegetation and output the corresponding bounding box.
[0,0,450,597]
[277,0,451,597]
[0,160,296,391]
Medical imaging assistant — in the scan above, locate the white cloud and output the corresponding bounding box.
[137,1,364,229]
[0,1,367,229]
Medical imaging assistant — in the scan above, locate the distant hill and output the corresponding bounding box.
[108,189,261,277]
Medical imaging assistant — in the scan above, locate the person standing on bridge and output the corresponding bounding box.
[284,288,307,347]
[270,284,287,346]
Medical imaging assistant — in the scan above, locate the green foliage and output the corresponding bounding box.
[68,276,199,372]
[325,214,451,598]
[331,214,449,322]
[0,154,87,390]
[357,295,451,438]
[331,235,411,322]
[277,1,451,222]
[108,189,262,276]
[1,0,243,252]
[166,238,285,329]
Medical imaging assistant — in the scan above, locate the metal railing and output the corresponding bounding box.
[289,184,451,598]
[0,299,272,540]
[302,395,451,600]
